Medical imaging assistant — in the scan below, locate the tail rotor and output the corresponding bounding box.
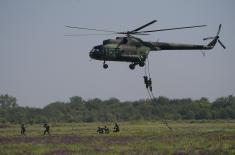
[203,24,226,49]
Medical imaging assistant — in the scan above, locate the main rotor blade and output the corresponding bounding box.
[132,33,150,35]
[65,26,118,33]
[203,37,215,41]
[131,20,157,32]
[218,39,226,49]
[135,25,207,33]
[64,33,116,37]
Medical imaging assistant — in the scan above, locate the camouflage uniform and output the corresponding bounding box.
[97,127,104,134]
[21,124,26,135]
[113,123,120,132]
[104,126,109,134]
[43,123,50,135]
[143,76,152,91]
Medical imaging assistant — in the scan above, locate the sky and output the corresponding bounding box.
[0,0,235,107]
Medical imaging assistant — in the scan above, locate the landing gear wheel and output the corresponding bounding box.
[139,61,145,67]
[129,64,135,70]
[103,61,108,69]
[103,63,108,69]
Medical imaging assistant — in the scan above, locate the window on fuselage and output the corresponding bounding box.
[114,48,120,52]
[103,47,120,55]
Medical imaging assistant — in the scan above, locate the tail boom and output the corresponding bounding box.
[151,42,213,51]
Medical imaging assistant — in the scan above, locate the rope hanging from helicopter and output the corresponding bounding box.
[144,57,173,131]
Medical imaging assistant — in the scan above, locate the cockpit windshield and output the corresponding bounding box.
[90,48,96,53]
[92,45,103,52]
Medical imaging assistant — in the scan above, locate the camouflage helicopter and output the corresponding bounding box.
[66,20,225,70]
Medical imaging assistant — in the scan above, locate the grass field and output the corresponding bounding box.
[0,120,235,155]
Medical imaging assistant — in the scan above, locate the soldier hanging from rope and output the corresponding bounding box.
[143,76,152,92]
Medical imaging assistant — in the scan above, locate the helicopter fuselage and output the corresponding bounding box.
[89,37,150,69]
[89,35,217,69]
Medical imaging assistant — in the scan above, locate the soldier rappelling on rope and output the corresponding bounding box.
[143,76,152,92]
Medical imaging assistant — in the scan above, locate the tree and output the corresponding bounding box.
[0,94,18,108]
[0,95,235,123]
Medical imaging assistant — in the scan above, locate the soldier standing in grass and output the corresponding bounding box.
[113,122,120,132]
[43,123,50,136]
[20,124,26,135]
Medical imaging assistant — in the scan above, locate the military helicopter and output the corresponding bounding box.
[66,20,225,70]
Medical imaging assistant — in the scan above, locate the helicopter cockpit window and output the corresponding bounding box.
[91,48,96,53]
[93,45,103,52]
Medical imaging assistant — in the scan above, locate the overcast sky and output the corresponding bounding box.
[0,0,235,107]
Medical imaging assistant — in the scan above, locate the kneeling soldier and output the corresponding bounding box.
[97,127,104,134]
[104,126,109,134]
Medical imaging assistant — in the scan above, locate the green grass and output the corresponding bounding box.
[0,120,235,154]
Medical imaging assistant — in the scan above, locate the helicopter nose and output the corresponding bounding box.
[89,49,95,59]
[89,51,93,58]
[89,46,103,60]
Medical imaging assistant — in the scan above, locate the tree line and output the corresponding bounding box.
[0,94,235,124]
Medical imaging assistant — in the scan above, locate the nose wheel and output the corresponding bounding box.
[103,61,108,69]
[129,63,136,70]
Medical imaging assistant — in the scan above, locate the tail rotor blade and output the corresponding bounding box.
[217,24,222,36]
[218,39,226,49]
[203,37,214,41]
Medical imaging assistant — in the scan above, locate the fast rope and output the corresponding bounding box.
[144,58,173,131]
